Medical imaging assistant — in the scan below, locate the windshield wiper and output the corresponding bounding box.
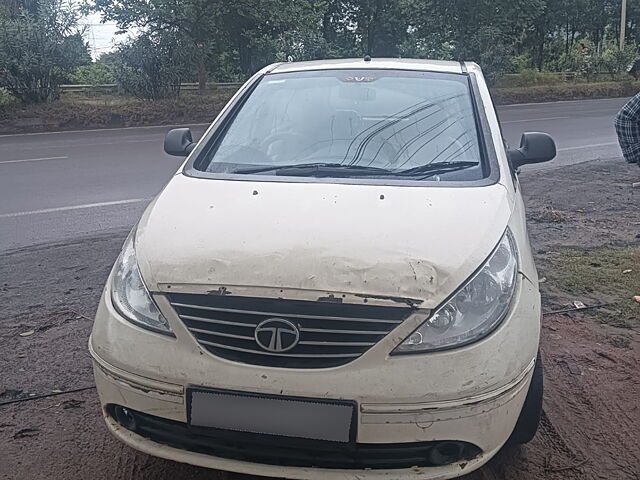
[234,161,479,179]
[395,161,479,178]
[234,162,394,177]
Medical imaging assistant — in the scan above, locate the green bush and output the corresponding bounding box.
[510,54,534,73]
[0,0,91,103]
[0,88,16,106]
[111,32,195,100]
[599,45,639,76]
[69,62,115,85]
[495,69,566,88]
[559,40,639,79]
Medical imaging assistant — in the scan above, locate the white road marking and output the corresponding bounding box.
[0,123,210,138]
[75,138,159,148]
[0,156,68,165]
[502,116,570,124]
[0,198,149,219]
[558,142,619,152]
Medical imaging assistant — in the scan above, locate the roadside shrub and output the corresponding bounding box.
[599,44,639,76]
[69,61,115,85]
[560,40,599,79]
[559,40,638,79]
[499,69,566,88]
[0,88,16,107]
[0,0,91,103]
[111,32,195,101]
[510,54,535,73]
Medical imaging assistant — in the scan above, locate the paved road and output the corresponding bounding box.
[499,97,625,168]
[0,97,628,252]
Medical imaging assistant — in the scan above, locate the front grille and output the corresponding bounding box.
[167,293,413,368]
[108,405,482,469]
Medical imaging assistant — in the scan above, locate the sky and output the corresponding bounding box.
[80,13,120,59]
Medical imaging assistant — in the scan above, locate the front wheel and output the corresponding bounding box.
[507,350,543,445]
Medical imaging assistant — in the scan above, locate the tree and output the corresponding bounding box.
[402,0,544,81]
[320,0,360,57]
[317,0,409,58]
[628,0,640,45]
[88,0,225,91]
[89,0,326,84]
[88,0,639,84]
[223,1,326,75]
[1,0,41,17]
[0,0,91,103]
[111,31,195,100]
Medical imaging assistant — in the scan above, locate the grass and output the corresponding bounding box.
[491,80,640,105]
[0,90,235,134]
[494,71,633,88]
[542,246,640,326]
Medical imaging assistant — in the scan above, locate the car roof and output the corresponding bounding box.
[268,58,466,75]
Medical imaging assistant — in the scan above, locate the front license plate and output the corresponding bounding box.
[188,388,356,443]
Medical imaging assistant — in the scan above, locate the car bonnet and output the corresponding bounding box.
[135,175,513,310]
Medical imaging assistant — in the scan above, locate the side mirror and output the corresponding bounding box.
[164,128,195,156]
[507,132,556,169]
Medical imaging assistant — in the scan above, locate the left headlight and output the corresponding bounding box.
[110,229,173,335]
[393,229,518,354]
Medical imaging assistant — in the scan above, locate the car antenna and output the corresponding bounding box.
[364,54,372,62]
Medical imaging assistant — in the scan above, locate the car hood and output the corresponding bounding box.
[136,175,513,309]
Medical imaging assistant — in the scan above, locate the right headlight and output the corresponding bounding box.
[110,229,172,335]
[393,229,518,354]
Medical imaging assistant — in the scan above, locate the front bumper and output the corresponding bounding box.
[90,273,540,479]
[105,408,499,480]
[92,346,533,479]
[102,408,505,480]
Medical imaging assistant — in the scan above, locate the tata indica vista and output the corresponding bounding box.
[90,58,556,479]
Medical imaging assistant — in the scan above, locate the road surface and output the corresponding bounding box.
[0,97,627,252]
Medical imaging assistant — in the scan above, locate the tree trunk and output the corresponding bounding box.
[536,23,545,71]
[534,11,546,72]
[322,8,335,44]
[197,49,207,93]
[238,34,252,77]
[367,0,382,55]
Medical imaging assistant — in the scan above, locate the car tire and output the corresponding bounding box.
[507,350,543,445]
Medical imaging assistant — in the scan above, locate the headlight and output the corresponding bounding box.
[110,229,172,335]
[393,229,517,354]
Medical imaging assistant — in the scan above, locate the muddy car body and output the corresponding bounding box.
[90,58,555,479]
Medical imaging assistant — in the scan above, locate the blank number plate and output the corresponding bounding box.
[189,389,356,443]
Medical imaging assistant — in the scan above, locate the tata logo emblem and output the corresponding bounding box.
[254,318,300,353]
[343,76,376,83]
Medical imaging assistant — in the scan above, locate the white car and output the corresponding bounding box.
[90,58,555,479]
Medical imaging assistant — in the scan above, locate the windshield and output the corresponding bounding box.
[197,69,486,181]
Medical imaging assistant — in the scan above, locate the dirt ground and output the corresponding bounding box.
[1,158,639,480]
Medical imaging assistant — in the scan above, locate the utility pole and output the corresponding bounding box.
[620,0,627,50]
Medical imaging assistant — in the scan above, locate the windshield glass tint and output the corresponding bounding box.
[199,69,484,178]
